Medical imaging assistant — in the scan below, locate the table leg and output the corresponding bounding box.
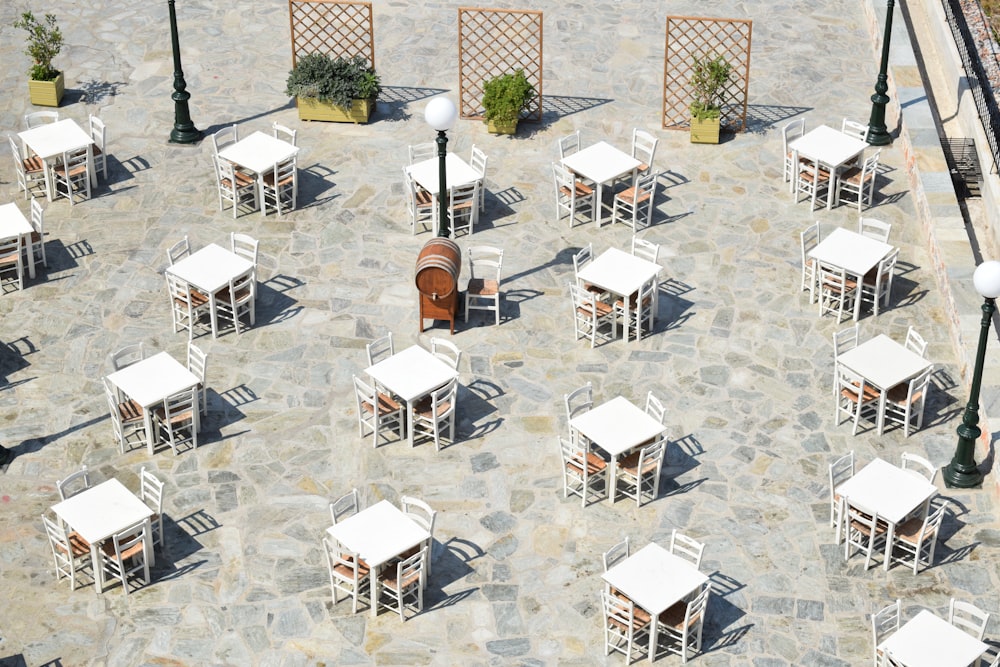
[90,543,104,593]
[144,402,157,455]
[407,399,415,448]
[143,516,155,567]
[24,233,36,279]
[370,564,381,617]
[606,455,618,505]
[648,613,659,663]
[209,292,219,339]
[852,271,864,322]
[41,157,55,202]
[87,146,97,189]
[883,520,896,571]
[593,182,604,227]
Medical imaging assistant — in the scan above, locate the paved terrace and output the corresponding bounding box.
[0,0,998,665]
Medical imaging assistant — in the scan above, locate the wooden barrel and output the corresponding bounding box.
[415,238,461,299]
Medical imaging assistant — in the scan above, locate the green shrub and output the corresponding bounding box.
[689,55,732,121]
[13,11,63,82]
[482,70,535,125]
[285,54,381,108]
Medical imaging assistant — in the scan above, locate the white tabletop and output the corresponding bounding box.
[836,458,937,524]
[561,141,642,185]
[788,125,868,169]
[0,203,33,240]
[406,153,482,193]
[166,243,254,295]
[602,543,708,616]
[326,500,430,568]
[365,345,458,403]
[218,131,299,174]
[576,248,661,298]
[880,610,987,667]
[51,479,153,546]
[106,351,199,409]
[570,396,665,456]
[838,334,932,391]
[18,118,94,160]
[808,227,894,278]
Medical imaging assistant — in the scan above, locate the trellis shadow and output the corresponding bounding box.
[377,86,448,122]
[744,103,812,134]
[540,93,613,122]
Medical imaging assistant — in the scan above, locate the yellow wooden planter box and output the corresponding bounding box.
[296,97,374,123]
[487,119,518,135]
[690,116,721,144]
[27,72,64,108]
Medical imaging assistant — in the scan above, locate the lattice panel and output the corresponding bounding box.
[458,8,543,122]
[662,16,752,132]
[288,0,374,68]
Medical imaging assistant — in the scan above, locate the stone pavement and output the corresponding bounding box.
[1,0,998,665]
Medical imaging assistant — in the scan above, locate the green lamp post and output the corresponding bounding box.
[167,0,202,144]
[943,260,1000,488]
[424,96,458,237]
[866,0,895,146]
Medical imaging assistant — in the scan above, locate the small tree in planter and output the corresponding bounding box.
[13,11,64,107]
[689,54,732,144]
[285,54,381,123]
[482,70,534,135]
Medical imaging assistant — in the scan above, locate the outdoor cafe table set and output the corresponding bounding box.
[0,202,38,280]
[18,118,97,202]
[809,226,895,322]
[577,247,661,342]
[788,124,868,210]
[165,243,255,339]
[561,140,642,226]
[218,131,299,212]
[879,608,988,667]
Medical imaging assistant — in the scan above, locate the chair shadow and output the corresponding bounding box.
[427,536,483,593]
[457,379,503,441]
[0,336,35,387]
[376,85,448,123]
[498,288,543,323]
[743,103,813,134]
[664,433,705,476]
[39,239,91,276]
[654,278,696,333]
[919,369,963,430]
[294,164,339,210]
[255,277,303,328]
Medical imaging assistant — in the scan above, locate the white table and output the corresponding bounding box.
[51,479,154,593]
[808,227,893,321]
[406,153,481,194]
[0,203,37,279]
[365,345,458,447]
[787,125,868,209]
[570,396,666,504]
[836,458,937,570]
[106,351,200,454]
[602,543,708,663]
[879,609,987,667]
[561,141,642,226]
[576,248,661,341]
[838,334,932,435]
[18,119,96,202]
[326,500,431,617]
[218,131,299,206]
[166,243,255,338]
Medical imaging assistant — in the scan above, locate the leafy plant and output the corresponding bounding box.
[284,54,381,108]
[13,11,63,81]
[689,54,732,121]
[482,70,535,125]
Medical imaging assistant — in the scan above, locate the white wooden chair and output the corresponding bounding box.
[323,536,370,614]
[26,197,46,274]
[601,589,651,663]
[470,144,488,212]
[835,364,880,435]
[403,168,435,235]
[615,437,666,507]
[614,278,655,341]
[465,245,503,325]
[557,130,581,159]
[817,261,858,323]
[904,326,928,357]
[9,135,46,200]
[408,142,435,164]
[611,170,657,231]
[631,236,660,264]
[632,128,658,176]
[447,181,479,237]
[231,232,259,270]
[400,495,436,577]
[602,537,630,572]
[669,530,706,570]
[573,243,606,300]
[23,111,59,129]
[860,248,899,317]
[885,368,933,437]
[832,325,860,396]
[859,217,892,243]
[107,342,146,371]
[553,162,595,227]
[844,498,887,570]
[57,464,91,500]
[212,154,257,218]
[166,236,190,266]
[828,450,855,543]
[352,374,404,448]
[187,342,209,415]
[103,376,144,454]
[781,118,806,186]
[329,488,359,526]
[139,467,165,548]
[559,435,607,507]
[51,146,91,205]
[836,149,881,211]
[795,155,833,210]
[261,156,297,216]
[100,520,150,595]
[377,547,426,621]
[800,221,822,301]
[41,514,91,591]
[412,377,458,451]
[657,583,710,663]
[89,115,107,180]
[871,599,901,667]
[271,121,297,146]
[949,598,990,640]
[429,337,461,371]
[889,500,948,574]
[154,387,198,454]
[842,118,870,142]
[0,235,25,292]
[166,272,211,340]
[900,451,937,483]
[365,333,393,367]
[570,282,616,347]
[215,268,255,335]
[211,124,238,154]
[564,382,593,424]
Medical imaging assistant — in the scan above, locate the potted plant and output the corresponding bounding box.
[13,11,64,107]
[482,70,534,135]
[689,54,732,144]
[284,53,381,123]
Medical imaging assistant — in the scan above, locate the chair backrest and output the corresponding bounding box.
[669,529,705,569]
[448,182,477,212]
[29,197,44,235]
[558,131,581,159]
[685,583,711,628]
[858,217,891,243]
[353,374,377,412]
[329,488,359,525]
[950,598,990,641]
[230,232,259,267]
[900,451,937,483]
[24,111,59,129]
[211,124,238,153]
[832,325,859,360]
[108,342,146,371]
[89,115,106,150]
[602,536,630,571]
[905,326,928,358]
[871,599,902,648]
[468,245,503,281]
[573,244,593,278]
[874,248,899,293]
[167,236,190,266]
[42,513,70,552]
[0,235,21,264]
[781,118,806,152]
[901,365,933,410]
[8,135,25,175]
[842,118,870,142]
[60,146,89,174]
[470,144,488,177]
[271,122,297,146]
[552,161,576,194]
[564,382,593,422]
[800,221,821,260]
[829,450,855,493]
[57,465,90,500]
[836,364,870,399]
[632,128,658,168]
[400,495,436,535]
[645,391,666,424]
[917,499,949,544]
[430,337,461,370]
[139,466,164,513]
[110,520,147,561]
[366,333,394,367]
[187,342,207,385]
[637,437,667,478]
[602,589,639,636]
[631,236,659,264]
[860,149,881,182]
[408,142,435,164]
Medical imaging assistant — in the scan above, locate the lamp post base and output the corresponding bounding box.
[942,464,983,489]
[0,445,11,467]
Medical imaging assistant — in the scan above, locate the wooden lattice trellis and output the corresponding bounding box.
[662,16,751,132]
[288,0,374,68]
[458,8,543,122]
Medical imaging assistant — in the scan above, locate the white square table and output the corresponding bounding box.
[570,396,666,504]
[808,227,894,321]
[879,609,987,667]
[787,125,868,209]
[602,543,708,663]
[106,351,200,454]
[326,500,431,617]
[0,202,37,279]
[18,119,96,201]
[166,243,255,338]
[838,334,932,434]
[406,153,482,194]
[561,141,642,226]
[836,458,938,571]
[218,131,299,206]
[576,248,661,341]
[365,345,458,447]
[51,478,154,593]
